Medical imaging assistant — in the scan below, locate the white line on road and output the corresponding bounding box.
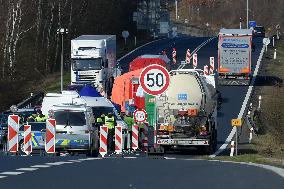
[164,157,177,160]
[16,168,38,171]
[0,176,7,179]
[68,160,82,163]
[124,157,137,159]
[0,171,25,175]
[84,158,103,161]
[30,165,51,168]
[210,44,266,158]
[117,38,164,62]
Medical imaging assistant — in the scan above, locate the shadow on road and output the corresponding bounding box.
[254,75,283,87]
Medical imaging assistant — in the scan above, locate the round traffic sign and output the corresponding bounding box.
[134,109,147,123]
[122,30,129,38]
[139,64,170,96]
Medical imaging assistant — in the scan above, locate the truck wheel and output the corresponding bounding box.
[87,129,99,157]
[18,140,25,155]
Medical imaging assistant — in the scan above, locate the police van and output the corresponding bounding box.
[50,103,99,156]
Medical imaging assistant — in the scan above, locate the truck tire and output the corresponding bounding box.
[204,129,217,155]
[18,140,25,155]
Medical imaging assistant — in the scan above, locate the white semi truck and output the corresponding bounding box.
[71,35,121,97]
[156,69,218,154]
[217,29,253,85]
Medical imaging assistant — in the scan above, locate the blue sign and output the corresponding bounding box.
[248,21,257,28]
[178,94,188,101]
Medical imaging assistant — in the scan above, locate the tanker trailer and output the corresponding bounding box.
[156,69,218,154]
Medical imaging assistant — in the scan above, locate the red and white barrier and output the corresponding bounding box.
[141,123,149,152]
[186,49,191,64]
[8,115,19,153]
[99,126,108,157]
[193,53,198,69]
[209,57,214,75]
[132,125,139,150]
[45,119,56,153]
[115,125,123,153]
[23,125,32,155]
[172,48,177,64]
[204,65,209,75]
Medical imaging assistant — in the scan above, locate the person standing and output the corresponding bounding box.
[105,112,115,152]
[124,111,134,149]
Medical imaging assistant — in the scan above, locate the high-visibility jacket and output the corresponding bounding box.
[97,117,103,123]
[105,116,115,129]
[124,115,134,131]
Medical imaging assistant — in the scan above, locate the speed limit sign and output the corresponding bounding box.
[139,64,170,96]
[134,109,147,123]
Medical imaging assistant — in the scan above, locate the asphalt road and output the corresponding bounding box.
[118,35,264,151]
[1,36,282,188]
[0,157,283,189]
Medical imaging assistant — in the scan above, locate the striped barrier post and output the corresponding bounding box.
[193,53,198,69]
[204,65,209,76]
[186,49,191,64]
[99,126,108,157]
[209,57,214,75]
[8,115,19,153]
[141,123,149,152]
[23,125,32,155]
[115,125,123,154]
[132,125,139,150]
[172,48,177,64]
[45,119,56,153]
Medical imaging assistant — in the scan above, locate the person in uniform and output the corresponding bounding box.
[105,112,115,152]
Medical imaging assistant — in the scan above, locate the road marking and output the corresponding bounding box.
[0,176,7,179]
[78,158,90,161]
[68,160,82,163]
[124,157,137,159]
[84,158,102,161]
[164,157,176,160]
[210,44,266,158]
[0,171,25,175]
[30,165,50,168]
[45,161,74,166]
[16,168,38,171]
[117,38,164,62]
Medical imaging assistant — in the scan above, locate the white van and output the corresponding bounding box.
[51,103,99,156]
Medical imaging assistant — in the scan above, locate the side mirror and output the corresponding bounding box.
[104,60,108,68]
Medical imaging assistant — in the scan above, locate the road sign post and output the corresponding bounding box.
[134,109,147,123]
[231,119,242,156]
[139,64,170,149]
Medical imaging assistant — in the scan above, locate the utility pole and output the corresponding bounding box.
[246,0,249,28]
[175,0,178,20]
[57,28,68,92]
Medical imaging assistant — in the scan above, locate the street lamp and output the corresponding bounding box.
[246,0,249,28]
[57,28,68,92]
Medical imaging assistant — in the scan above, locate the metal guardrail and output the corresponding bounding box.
[6,92,44,112]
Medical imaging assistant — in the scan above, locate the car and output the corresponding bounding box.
[253,26,265,37]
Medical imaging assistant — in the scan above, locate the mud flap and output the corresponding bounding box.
[147,146,164,157]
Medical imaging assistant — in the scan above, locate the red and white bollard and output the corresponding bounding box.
[186,49,191,64]
[23,125,32,155]
[8,115,19,153]
[209,57,214,75]
[99,126,108,157]
[45,119,56,153]
[193,53,198,69]
[172,48,177,64]
[132,125,139,150]
[204,65,209,76]
[115,125,123,154]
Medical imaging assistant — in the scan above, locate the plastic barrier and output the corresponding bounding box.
[23,125,32,155]
[204,65,209,76]
[99,126,108,157]
[132,125,139,150]
[45,119,56,153]
[186,49,191,64]
[115,125,123,153]
[8,115,19,153]
[209,57,214,75]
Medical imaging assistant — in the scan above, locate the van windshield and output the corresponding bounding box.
[72,58,102,71]
[92,107,121,120]
[54,111,86,126]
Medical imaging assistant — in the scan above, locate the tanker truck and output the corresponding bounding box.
[156,69,218,154]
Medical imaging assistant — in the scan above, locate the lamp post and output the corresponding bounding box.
[246,0,249,28]
[57,28,68,92]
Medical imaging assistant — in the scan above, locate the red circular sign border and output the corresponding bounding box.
[133,109,148,123]
[139,64,170,96]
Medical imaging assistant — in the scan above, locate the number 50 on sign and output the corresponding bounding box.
[139,64,170,96]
